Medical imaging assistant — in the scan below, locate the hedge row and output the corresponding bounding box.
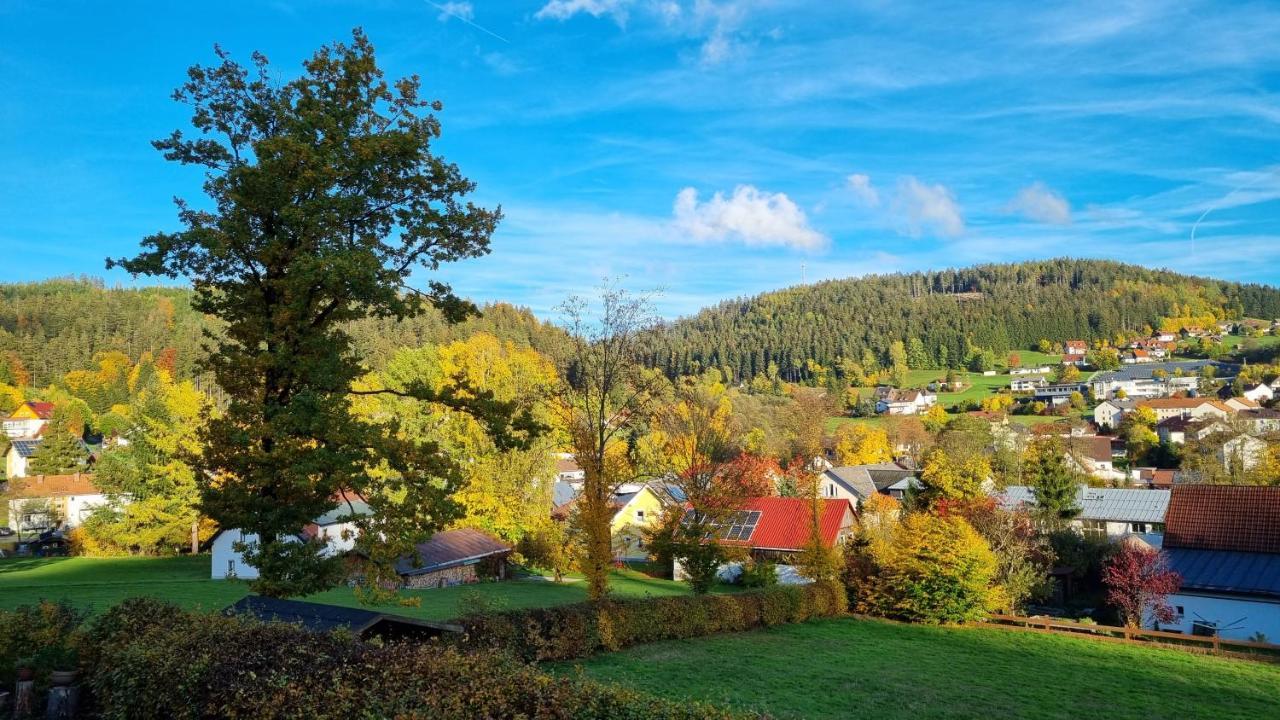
[458,582,848,662]
[82,598,754,720]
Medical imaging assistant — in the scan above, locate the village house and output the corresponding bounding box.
[2,401,54,439]
[552,481,664,561]
[4,473,108,535]
[1010,376,1048,393]
[1122,349,1153,364]
[211,494,371,580]
[874,386,937,415]
[1065,340,1088,356]
[1089,361,1237,400]
[999,485,1170,547]
[1156,416,1231,445]
[1031,382,1087,407]
[1130,467,1176,489]
[1065,435,1124,481]
[1217,434,1269,473]
[1239,408,1280,435]
[1241,383,1275,404]
[1093,398,1137,430]
[5,439,41,479]
[676,496,856,585]
[1135,397,1233,424]
[553,453,585,482]
[819,462,921,506]
[1010,365,1052,376]
[1159,485,1280,641]
[1221,396,1261,412]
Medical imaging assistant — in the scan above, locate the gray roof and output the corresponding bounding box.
[824,466,878,501]
[395,528,511,576]
[1000,485,1170,523]
[1090,360,1238,384]
[1166,548,1280,599]
[552,480,578,508]
[865,465,918,491]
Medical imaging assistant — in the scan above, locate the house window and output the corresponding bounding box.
[1080,519,1107,540]
[635,510,645,520]
[826,483,836,497]
[1130,522,1148,534]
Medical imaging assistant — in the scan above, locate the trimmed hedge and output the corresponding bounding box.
[458,582,848,662]
[82,598,753,720]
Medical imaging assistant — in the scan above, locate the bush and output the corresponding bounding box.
[0,600,86,689]
[85,600,751,720]
[460,583,846,662]
[739,559,778,588]
[850,512,1002,624]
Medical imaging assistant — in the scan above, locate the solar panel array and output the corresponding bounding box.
[719,511,761,541]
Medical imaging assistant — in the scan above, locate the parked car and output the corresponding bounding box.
[0,527,14,537]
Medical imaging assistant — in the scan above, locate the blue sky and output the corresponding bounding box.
[3,1,1280,318]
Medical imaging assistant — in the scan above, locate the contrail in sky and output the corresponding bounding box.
[425,1,510,43]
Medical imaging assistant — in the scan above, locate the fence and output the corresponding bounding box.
[978,614,1280,663]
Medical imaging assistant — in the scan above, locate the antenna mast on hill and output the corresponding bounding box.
[801,262,807,285]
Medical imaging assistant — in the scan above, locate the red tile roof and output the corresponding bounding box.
[6,473,99,499]
[726,497,854,552]
[1164,485,1280,554]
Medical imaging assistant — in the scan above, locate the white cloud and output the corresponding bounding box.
[893,176,965,237]
[846,173,880,207]
[535,0,632,23]
[435,1,474,22]
[1008,181,1071,224]
[672,185,827,250]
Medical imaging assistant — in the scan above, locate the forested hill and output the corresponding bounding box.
[636,259,1280,383]
[0,278,569,387]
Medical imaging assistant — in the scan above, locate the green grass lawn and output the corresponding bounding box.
[559,617,1280,720]
[0,555,714,621]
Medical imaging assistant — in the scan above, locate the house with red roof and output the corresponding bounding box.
[675,497,856,585]
[3,401,54,439]
[1159,485,1280,640]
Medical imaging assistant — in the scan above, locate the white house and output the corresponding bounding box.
[1159,485,1280,641]
[2,401,54,440]
[1136,397,1232,424]
[1011,376,1048,393]
[1093,399,1137,430]
[1090,361,1237,400]
[874,387,936,415]
[998,485,1170,547]
[1242,383,1274,404]
[211,495,370,579]
[1217,434,1268,473]
[1240,409,1280,435]
[5,474,110,534]
[1010,366,1052,376]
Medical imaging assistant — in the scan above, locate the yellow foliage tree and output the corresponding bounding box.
[832,423,893,466]
[920,448,991,504]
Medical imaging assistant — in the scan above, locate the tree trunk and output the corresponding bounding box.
[191,519,199,555]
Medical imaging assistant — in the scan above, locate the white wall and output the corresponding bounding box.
[1160,593,1280,642]
[210,529,265,580]
[211,525,355,580]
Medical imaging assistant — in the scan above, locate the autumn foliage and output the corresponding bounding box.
[1102,543,1182,628]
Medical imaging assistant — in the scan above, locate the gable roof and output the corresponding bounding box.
[1067,436,1112,463]
[999,485,1169,523]
[1164,485,1280,554]
[1165,547,1280,599]
[224,596,458,637]
[1137,397,1230,411]
[7,401,54,421]
[5,473,100,499]
[823,466,878,500]
[395,528,511,576]
[723,496,853,552]
[1091,360,1237,384]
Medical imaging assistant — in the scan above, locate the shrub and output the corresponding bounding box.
[460,584,844,662]
[852,512,1002,624]
[84,601,751,720]
[739,559,778,588]
[0,600,87,688]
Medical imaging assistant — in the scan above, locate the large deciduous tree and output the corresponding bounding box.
[108,31,532,596]
[557,285,660,602]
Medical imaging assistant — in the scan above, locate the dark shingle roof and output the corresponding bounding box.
[1165,548,1280,599]
[224,596,457,637]
[395,528,511,576]
[1164,485,1280,554]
